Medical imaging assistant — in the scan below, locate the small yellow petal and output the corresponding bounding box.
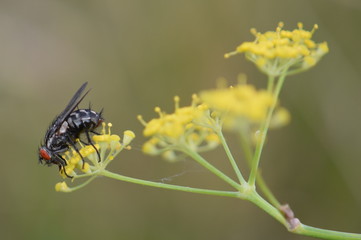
[55,182,70,192]
[80,162,91,173]
[123,130,136,146]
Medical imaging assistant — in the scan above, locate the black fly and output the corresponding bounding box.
[39,82,103,178]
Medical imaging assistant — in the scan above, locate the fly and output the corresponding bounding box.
[39,82,103,178]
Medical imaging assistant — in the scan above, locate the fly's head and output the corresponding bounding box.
[38,146,53,165]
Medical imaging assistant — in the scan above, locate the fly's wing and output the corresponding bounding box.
[56,82,90,124]
[46,82,90,138]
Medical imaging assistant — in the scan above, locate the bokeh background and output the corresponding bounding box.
[1,0,360,239]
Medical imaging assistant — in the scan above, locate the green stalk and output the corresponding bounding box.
[217,129,247,185]
[182,147,242,191]
[101,170,361,240]
[238,131,253,164]
[267,75,275,92]
[246,189,287,227]
[293,223,361,240]
[65,175,97,192]
[239,131,281,208]
[248,72,287,186]
[100,170,243,198]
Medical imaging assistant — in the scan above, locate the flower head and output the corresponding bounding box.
[55,122,135,192]
[200,83,288,128]
[225,22,329,76]
[138,95,220,161]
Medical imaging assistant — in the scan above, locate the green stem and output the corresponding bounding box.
[246,191,361,239]
[182,147,242,191]
[246,189,287,227]
[217,129,247,185]
[267,75,275,92]
[100,170,361,240]
[239,131,253,164]
[293,223,361,240]
[100,169,243,198]
[65,175,97,192]
[239,131,281,207]
[248,72,287,186]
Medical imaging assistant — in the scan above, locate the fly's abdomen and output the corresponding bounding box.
[67,109,103,136]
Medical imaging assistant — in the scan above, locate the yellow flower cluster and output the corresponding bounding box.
[57,122,135,180]
[199,83,289,130]
[201,84,274,122]
[59,145,98,178]
[138,96,220,161]
[225,22,329,76]
[139,82,290,159]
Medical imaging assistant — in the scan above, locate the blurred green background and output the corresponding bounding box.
[1,0,360,239]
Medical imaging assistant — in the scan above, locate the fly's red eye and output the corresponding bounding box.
[39,148,51,160]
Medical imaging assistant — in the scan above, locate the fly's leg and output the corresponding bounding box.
[66,135,86,168]
[90,130,101,135]
[78,133,101,162]
[80,119,101,162]
[56,154,73,178]
[85,130,101,162]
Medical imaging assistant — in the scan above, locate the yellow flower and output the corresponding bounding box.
[55,182,70,192]
[269,107,291,128]
[142,98,206,139]
[59,122,134,178]
[225,22,328,76]
[139,95,220,161]
[123,130,136,146]
[200,83,278,130]
[53,122,135,192]
[60,145,97,178]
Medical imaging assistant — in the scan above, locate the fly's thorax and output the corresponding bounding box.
[58,121,69,134]
[46,134,69,151]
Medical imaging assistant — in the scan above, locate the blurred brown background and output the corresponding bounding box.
[1,0,360,239]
